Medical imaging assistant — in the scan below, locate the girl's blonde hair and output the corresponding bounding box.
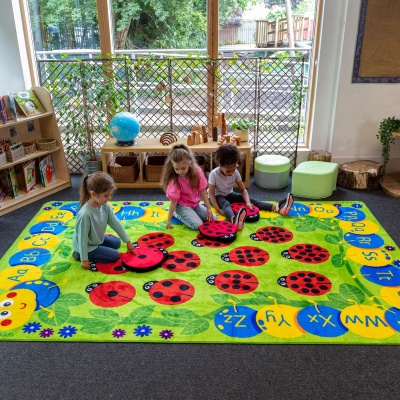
[161,144,199,191]
[79,171,116,209]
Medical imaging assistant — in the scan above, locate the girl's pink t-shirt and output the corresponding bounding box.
[166,167,207,207]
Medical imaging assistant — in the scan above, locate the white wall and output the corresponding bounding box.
[309,0,400,173]
[0,0,27,94]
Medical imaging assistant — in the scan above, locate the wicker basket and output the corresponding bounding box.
[36,138,56,151]
[22,142,36,155]
[6,143,25,162]
[144,155,167,182]
[195,155,206,172]
[108,156,139,183]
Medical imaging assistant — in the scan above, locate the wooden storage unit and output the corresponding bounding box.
[101,137,251,188]
[0,86,71,216]
[380,132,400,198]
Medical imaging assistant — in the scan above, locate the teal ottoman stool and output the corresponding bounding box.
[254,155,290,189]
[292,161,338,198]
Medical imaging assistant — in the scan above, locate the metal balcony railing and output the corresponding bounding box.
[37,48,308,174]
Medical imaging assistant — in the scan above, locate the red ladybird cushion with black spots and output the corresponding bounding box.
[120,247,168,272]
[199,220,237,242]
[231,202,260,222]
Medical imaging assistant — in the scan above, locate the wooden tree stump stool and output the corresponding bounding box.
[308,149,332,162]
[337,160,383,190]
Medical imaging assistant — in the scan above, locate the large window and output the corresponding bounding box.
[28,0,100,54]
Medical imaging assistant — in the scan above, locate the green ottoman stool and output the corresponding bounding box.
[254,155,290,189]
[292,161,338,198]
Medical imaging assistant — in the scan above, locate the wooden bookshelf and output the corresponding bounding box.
[0,86,71,216]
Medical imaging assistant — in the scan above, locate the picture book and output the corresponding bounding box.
[0,95,7,124]
[14,90,45,117]
[0,170,10,202]
[39,154,56,186]
[7,167,19,198]
[23,159,37,192]
[7,93,18,119]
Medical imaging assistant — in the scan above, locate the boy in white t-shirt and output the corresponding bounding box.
[208,144,293,230]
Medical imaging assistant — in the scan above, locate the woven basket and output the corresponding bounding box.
[108,156,139,183]
[195,155,206,172]
[144,155,167,182]
[22,142,36,155]
[36,138,56,151]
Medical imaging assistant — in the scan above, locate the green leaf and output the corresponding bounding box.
[181,319,209,335]
[58,243,72,258]
[161,309,200,321]
[56,293,87,307]
[42,261,72,275]
[38,303,70,326]
[129,305,155,324]
[89,309,120,321]
[326,293,352,309]
[325,234,341,245]
[331,253,344,267]
[210,293,240,305]
[339,283,365,304]
[253,291,288,302]
[80,320,116,334]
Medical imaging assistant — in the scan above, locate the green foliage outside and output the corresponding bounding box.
[29,0,260,51]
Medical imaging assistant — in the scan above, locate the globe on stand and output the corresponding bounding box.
[109,112,141,146]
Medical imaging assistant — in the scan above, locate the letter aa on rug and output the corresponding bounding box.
[1,200,400,344]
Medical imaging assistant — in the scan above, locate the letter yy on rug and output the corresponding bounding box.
[1,200,400,344]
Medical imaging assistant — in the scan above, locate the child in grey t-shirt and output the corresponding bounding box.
[208,144,293,230]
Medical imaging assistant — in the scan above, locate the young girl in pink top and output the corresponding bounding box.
[161,144,217,230]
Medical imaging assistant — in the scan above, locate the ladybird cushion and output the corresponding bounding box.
[198,220,237,243]
[120,247,168,272]
[231,202,260,222]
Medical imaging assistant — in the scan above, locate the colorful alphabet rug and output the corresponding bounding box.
[1,200,400,344]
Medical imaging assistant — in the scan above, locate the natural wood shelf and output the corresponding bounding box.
[101,137,252,188]
[0,87,71,215]
[381,133,400,198]
[0,147,62,170]
[0,179,71,216]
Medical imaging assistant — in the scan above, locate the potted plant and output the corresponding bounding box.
[44,59,126,174]
[376,116,400,174]
[231,117,255,142]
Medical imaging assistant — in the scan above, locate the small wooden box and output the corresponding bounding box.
[0,152,7,167]
[6,143,25,162]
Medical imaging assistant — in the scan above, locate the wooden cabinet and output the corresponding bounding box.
[380,132,400,198]
[101,137,251,188]
[0,86,71,216]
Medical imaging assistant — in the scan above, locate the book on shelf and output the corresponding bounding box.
[13,89,45,117]
[7,167,19,198]
[0,95,7,124]
[7,93,18,119]
[39,154,56,186]
[0,170,10,202]
[22,159,37,192]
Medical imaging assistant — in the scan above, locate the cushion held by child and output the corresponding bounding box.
[72,172,136,270]
[208,144,293,231]
[161,143,217,230]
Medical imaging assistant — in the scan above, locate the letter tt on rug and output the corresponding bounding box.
[1,200,400,344]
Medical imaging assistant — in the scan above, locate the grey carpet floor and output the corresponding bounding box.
[1,175,400,400]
